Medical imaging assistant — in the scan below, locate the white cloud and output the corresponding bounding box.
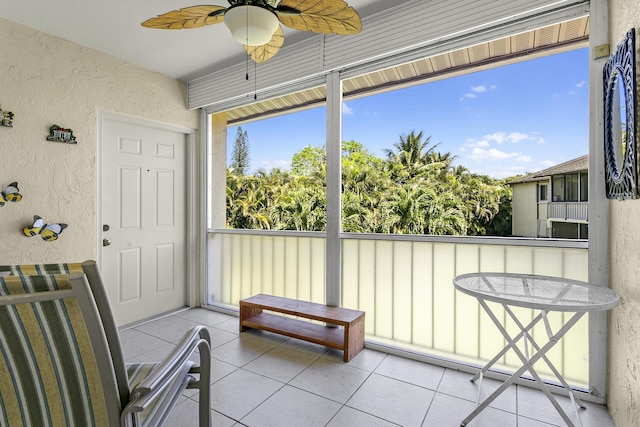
[468,147,520,161]
[482,131,540,144]
[484,132,508,144]
[516,155,533,163]
[475,140,490,147]
[460,84,496,101]
[343,103,354,116]
[576,80,586,89]
[508,132,529,143]
[540,160,556,167]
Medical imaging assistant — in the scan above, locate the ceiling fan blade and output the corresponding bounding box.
[275,0,362,35]
[244,26,285,63]
[141,5,226,29]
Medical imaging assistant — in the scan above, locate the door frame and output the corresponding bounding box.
[96,110,200,308]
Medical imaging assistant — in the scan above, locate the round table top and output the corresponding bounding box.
[453,272,620,312]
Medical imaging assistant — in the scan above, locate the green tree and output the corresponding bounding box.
[291,145,325,177]
[225,132,514,237]
[383,131,452,182]
[230,126,250,175]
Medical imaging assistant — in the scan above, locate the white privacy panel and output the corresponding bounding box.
[208,232,590,387]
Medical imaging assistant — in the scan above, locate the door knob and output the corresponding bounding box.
[103,239,112,247]
[103,224,110,232]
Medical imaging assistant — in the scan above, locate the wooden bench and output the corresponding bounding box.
[239,294,365,362]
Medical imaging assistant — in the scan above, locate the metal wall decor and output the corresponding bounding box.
[604,28,636,199]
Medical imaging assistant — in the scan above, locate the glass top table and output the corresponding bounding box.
[453,272,620,427]
[453,272,620,312]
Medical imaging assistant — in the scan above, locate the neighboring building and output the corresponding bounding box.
[510,155,588,239]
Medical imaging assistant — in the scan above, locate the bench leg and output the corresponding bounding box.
[344,315,365,362]
[239,304,263,332]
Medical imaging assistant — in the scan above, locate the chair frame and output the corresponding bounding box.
[0,261,211,427]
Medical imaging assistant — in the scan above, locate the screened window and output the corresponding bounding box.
[551,172,588,202]
[225,105,327,231]
[580,173,589,202]
[553,176,566,202]
[539,183,549,202]
[565,174,579,202]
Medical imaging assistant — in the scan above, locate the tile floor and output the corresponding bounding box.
[120,308,615,427]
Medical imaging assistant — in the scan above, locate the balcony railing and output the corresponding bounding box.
[207,230,589,388]
[548,201,588,221]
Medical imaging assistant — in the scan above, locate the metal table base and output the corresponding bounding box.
[461,300,586,426]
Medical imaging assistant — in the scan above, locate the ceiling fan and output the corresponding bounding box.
[142,0,362,63]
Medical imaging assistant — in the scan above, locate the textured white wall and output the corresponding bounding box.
[0,17,198,264]
[607,1,640,426]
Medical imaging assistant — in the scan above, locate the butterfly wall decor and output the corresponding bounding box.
[23,215,68,242]
[0,182,22,206]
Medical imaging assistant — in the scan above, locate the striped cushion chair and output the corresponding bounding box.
[0,267,211,427]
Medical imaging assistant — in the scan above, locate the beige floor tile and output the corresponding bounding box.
[241,385,342,427]
[289,356,371,403]
[375,354,445,390]
[327,406,400,427]
[211,333,283,367]
[244,344,321,382]
[436,368,516,413]
[422,392,516,427]
[517,385,614,427]
[347,373,434,426]
[174,308,236,326]
[211,368,283,420]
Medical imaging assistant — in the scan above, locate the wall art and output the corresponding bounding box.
[23,215,68,242]
[0,106,14,127]
[0,182,22,206]
[47,124,77,144]
[604,28,637,199]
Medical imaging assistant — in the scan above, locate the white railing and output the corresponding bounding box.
[207,230,589,387]
[548,202,589,221]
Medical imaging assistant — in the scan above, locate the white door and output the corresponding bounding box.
[101,116,188,326]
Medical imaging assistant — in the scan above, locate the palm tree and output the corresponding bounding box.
[383,131,455,182]
[379,184,430,234]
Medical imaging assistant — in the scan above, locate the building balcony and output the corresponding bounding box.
[548,202,589,222]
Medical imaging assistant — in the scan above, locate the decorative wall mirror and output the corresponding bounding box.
[604,28,636,199]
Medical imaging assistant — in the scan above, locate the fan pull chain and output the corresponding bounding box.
[245,2,249,81]
[254,61,258,100]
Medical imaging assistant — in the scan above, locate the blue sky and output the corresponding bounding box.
[228,47,588,179]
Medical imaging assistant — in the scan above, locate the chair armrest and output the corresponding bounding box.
[131,325,211,398]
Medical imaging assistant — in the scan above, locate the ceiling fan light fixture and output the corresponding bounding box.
[224,5,279,46]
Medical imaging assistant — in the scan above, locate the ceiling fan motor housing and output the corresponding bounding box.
[224,5,279,46]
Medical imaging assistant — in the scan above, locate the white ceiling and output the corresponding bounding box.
[0,0,411,81]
